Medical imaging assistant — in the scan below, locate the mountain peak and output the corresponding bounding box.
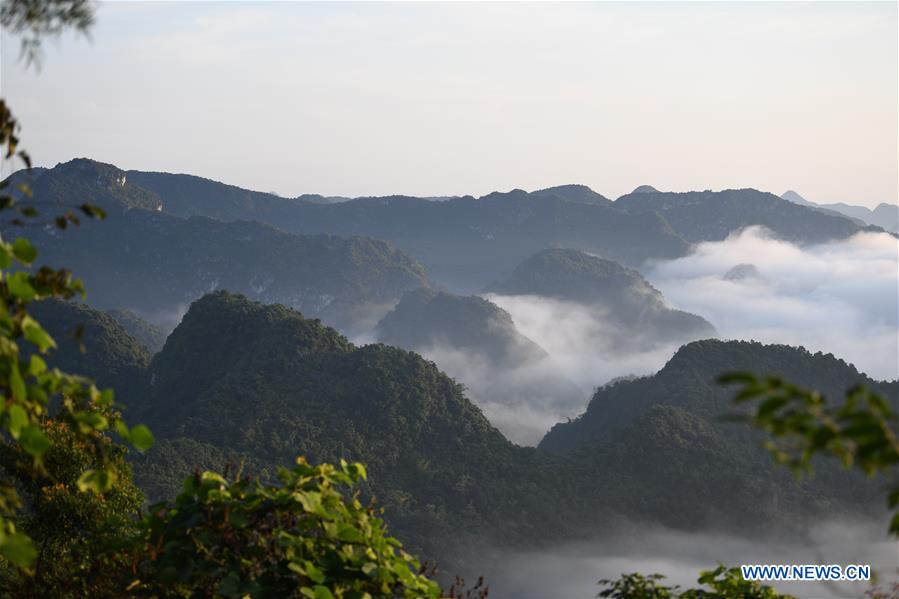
[780,189,814,206]
[631,185,659,194]
[531,184,611,205]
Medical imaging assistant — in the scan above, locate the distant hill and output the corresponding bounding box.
[487,248,717,348]
[39,161,690,290]
[29,299,150,403]
[33,293,892,570]
[376,288,548,369]
[375,288,585,443]
[781,190,898,233]
[539,339,895,529]
[540,338,897,453]
[29,158,164,213]
[132,291,582,563]
[615,187,875,243]
[105,309,168,353]
[10,160,429,333]
[530,184,612,205]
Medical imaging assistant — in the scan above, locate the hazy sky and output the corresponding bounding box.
[1,1,896,205]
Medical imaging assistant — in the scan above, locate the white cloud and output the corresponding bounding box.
[646,227,899,381]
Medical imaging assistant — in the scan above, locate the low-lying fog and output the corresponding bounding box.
[349,228,898,446]
[646,227,899,383]
[479,520,897,599]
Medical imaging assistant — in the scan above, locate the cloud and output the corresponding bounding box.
[479,519,895,599]
[645,227,899,381]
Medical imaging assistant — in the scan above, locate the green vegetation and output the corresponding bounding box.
[598,567,791,598]
[376,287,547,369]
[104,309,168,354]
[23,160,429,332]
[487,248,716,346]
[614,188,875,243]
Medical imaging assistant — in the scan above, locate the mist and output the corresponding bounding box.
[646,227,899,381]
[480,519,897,599]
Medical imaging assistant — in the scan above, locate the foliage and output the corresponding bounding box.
[128,457,440,598]
[614,188,870,244]
[721,372,899,533]
[0,419,144,596]
[486,247,716,345]
[597,566,793,598]
[0,0,93,64]
[0,231,151,568]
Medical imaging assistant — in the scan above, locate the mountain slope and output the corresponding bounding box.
[376,288,548,369]
[375,288,585,444]
[133,291,583,562]
[540,339,897,453]
[487,248,716,347]
[11,161,430,333]
[781,190,898,233]
[616,188,874,243]
[29,299,150,403]
[105,309,168,353]
[32,212,428,333]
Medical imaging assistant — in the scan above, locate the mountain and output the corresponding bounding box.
[540,339,898,453]
[85,162,692,290]
[487,248,717,348]
[539,339,894,529]
[27,158,164,213]
[131,291,583,565]
[615,188,875,243]
[375,288,585,444]
[631,185,660,194]
[33,292,890,572]
[376,288,548,369]
[29,299,151,401]
[530,184,612,205]
[105,309,168,353]
[781,190,898,233]
[9,161,430,333]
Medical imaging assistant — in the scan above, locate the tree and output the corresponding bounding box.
[128,458,440,598]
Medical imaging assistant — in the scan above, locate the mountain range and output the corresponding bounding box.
[31,292,893,574]
[781,189,898,233]
[487,248,717,350]
[6,159,882,298]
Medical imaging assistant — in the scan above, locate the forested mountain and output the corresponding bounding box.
[26,158,164,213]
[30,294,892,572]
[130,291,582,563]
[375,288,585,444]
[29,300,151,402]
[13,160,880,295]
[539,339,895,529]
[781,189,898,233]
[487,248,717,348]
[615,188,876,243]
[540,339,898,453]
[105,309,168,353]
[30,213,427,333]
[376,288,548,369]
[7,160,430,333]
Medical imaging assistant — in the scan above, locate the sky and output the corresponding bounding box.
[1,1,896,206]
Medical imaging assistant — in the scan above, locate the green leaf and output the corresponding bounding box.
[7,404,27,438]
[19,426,51,456]
[9,362,25,402]
[11,238,36,264]
[22,318,55,352]
[6,272,35,301]
[27,354,46,376]
[0,531,37,567]
[77,468,117,494]
[129,424,155,451]
[313,586,335,599]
